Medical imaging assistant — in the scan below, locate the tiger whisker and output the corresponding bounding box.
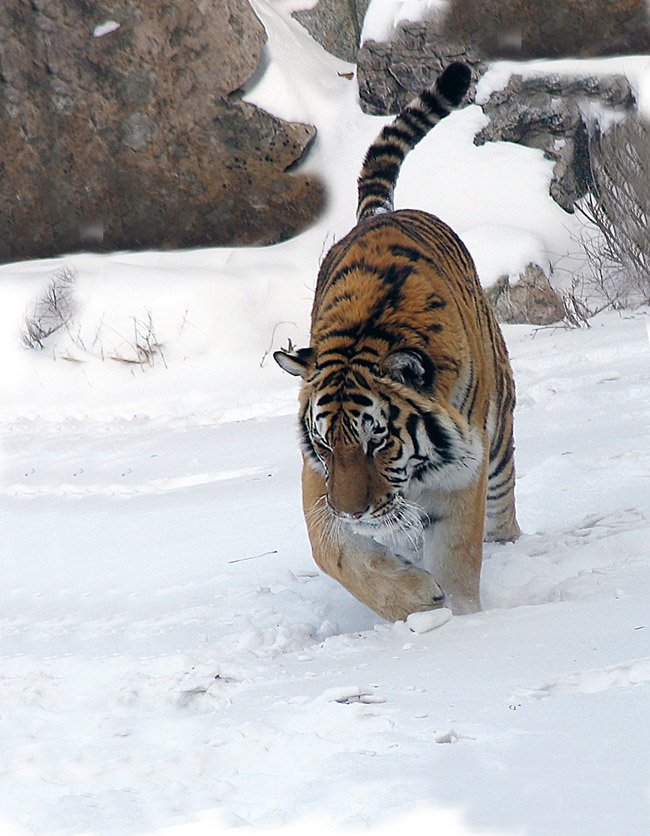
[306,494,347,549]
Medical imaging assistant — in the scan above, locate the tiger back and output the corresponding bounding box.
[275,63,520,620]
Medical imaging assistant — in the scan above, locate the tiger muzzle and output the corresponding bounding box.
[327,445,372,520]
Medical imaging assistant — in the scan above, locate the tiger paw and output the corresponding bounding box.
[379,567,446,622]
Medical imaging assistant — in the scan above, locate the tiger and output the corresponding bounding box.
[274,62,520,621]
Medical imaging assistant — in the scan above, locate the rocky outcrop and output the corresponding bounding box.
[293,0,371,63]
[475,74,637,212]
[485,264,565,325]
[357,1,639,213]
[357,22,486,115]
[358,0,650,109]
[0,0,324,262]
[443,0,650,60]
[357,0,649,116]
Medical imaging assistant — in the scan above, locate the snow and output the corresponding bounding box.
[360,0,448,45]
[2,1,650,834]
[475,55,650,104]
[93,21,120,39]
[640,58,650,119]
[459,226,549,289]
[405,607,453,633]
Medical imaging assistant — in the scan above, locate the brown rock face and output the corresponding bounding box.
[485,264,565,325]
[445,0,650,60]
[293,0,371,63]
[357,23,485,116]
[0,0,325,262]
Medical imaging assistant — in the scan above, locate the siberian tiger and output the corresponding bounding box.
[275,63,520,620]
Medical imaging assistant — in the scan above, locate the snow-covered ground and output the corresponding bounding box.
[2,2,649,834]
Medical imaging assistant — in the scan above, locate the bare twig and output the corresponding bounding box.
[21,266,76,349]
[260,321,298,367]
[576,115,650,308]
[109,311,167,369]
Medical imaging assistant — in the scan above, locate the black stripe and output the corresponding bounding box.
[489,397,514,461]
[362,145,404,166]
[316,356,348,369]
[354,324,397,345]
[323,325,361,340]
[487,485,513,501]
[381,124,418,145]
[388,243,429,263]
[426,292,447,310]
[399,107,431,137]
[300,413,317,458]
[487,473,513,493]
[465,381,479,421]
[316,392,338,407]
[330,260,382,286]
[382,262,414,285]
[418,89,450,120]
[489,421,506,461]
[406,413,420,456]
[347,392,373,407]
[351,369,371,388]
[489,447,513,480]
[364,138,405,160]
[352,358,380,372]
[422,411,453,461]
[320,291,354,315]
[358,179,393,201]
[320,369,345,388]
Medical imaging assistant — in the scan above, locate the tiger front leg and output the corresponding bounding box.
[420,463,488,615]
[302,462,445,622]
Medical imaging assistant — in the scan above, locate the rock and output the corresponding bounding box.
[356,0,648,116]
[485,264,565,325]
[293,0,371,63]
[443,0,650,60]
[475,73,636,211]
[358,21,485,115]
[0,0,325,262]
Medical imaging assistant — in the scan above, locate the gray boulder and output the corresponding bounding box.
[357,1,646,211]
[357,21,485,115]
[357,0,649,115]
[485,264,565,325]
[0,0,324,262]
[293,0,371,63]
[475,74,637,211]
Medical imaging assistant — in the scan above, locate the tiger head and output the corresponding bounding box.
[274,343,483,533]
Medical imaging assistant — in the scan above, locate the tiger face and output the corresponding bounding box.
[275,345,484,537]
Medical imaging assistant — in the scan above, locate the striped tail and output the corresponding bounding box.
[356,62,472,222]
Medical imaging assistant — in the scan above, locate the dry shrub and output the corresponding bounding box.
[577,115,650,308]
[21,266,76,349]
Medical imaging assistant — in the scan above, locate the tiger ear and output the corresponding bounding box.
[273,347,315,378]
[384,348,436,390]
